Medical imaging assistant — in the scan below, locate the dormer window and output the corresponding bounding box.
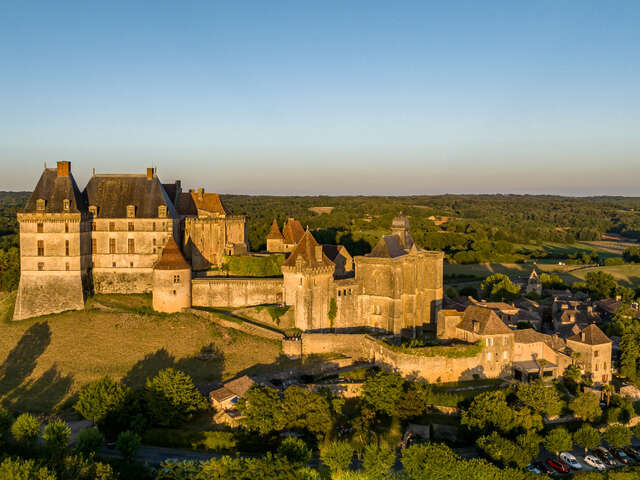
[36,199,45,211]
[158,205,167,218]
[63,199,70,211]
[127,205,136,218]
[89,205,98,217]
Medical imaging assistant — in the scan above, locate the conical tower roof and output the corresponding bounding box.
[266,218,283,240]
[155,237,191,270]
[282,229,334,269]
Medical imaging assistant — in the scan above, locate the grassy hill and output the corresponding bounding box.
[0,294,298,413]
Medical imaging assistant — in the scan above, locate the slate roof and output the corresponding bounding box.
[322,244,351,262]
[282,230,334,269]
[367,235,407,258]
[457,305,513,335]
[568,324,612,346]
[24,168,86,214]
[154,237,191,270]
[267,219,283,240]
[282,218,305,245]
[83,174,176,218]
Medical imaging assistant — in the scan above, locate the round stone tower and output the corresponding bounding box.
[152,236,192,313]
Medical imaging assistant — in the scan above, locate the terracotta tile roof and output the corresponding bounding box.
[282,230,334,269]
[514,328,568,352]
[282,218,305,245]
[267,219,283,240]
[154,237,191,270]
[568,324,612,346]
[24,168,86,214]
[367,235,406,258]
[191,191,229,215]
[457,305,513,335]
[209,375,256,403]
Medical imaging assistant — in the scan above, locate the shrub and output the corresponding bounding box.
[42,418,71,455]
[11,413,41,448]
[605,257,625,266]
[0,457,55,480]
[221,254,285,277]
[321,440,353,474]
[0,407,13,442]
[75,427,105,457]
[362,441,395,479]
[277,437,312,465]
[116,430,141,461]
[74,376,130,424]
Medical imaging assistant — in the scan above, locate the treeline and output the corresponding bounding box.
[0,192,27,292]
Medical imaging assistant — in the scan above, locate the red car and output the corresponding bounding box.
[546,457,570,473]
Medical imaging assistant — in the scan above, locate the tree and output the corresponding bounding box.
[144,368,208,427]
[540,273,567,290]
[328,298,338,328]
[623,246,640,263]
[0,457,55,480]
[584,271,617,300]
[397,383,430,420]
[11,413,41,448]
[42,418,71,456]
[573,424,601,453]
[238,385,284,434]
[481,273,521,301]
[461,390,516,433]
[116,430,141,462]
[321,440,353,474]
[477,432,519,467]
[362,441,395,479]
[0,407,13,443]
[281,386,332,437]
[516,431,543,465]
[75,427,105,457]
[362,371,404,417]
[563,364,582,392]
[604,425,632,448]
[277,437,312,465]
[515,381,563,418]
[74,376,130,423]
[543,427,572,455]
[569,391,602,422]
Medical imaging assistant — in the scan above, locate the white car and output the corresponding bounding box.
[584,455,606,471]
[559,452,582,470]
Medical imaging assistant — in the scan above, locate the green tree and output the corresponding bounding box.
[362,441,395,479]
[321,440,353,474]
[0,457,55,480]
[481,273,521,301]
[543,427,572,455]
[569,391,602,422]
[59,455,118,480]
[11,413,41,448]
[362,371,404,417]
[477,432,519,467]
[277,437,312,465]
[74,376,130,423]
[461,390,517,433]
[584,271,617,300]
[42,418,71,456]
[0,407,13,443]
[516,431,543,465]
[144,368,208,427]
[515,381,563,418]
[281,386,332,437]
[238,385,284,434]
[623,246,640,263]
[116,430,141,462]
[328,298,338,328]
[396,383,430,420]
[540,273,566,290]
[573,424,601,453]
[604,425,632,448]
[75,427,105,457]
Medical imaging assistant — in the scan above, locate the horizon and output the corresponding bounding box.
[1,1,639,195]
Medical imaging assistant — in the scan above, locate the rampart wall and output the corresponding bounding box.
[192,277,283,307]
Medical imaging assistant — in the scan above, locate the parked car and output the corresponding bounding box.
[624,446,640,461]
[611,447,632,465]
[584,455,607,471]
[559,452,582,470]
[526,463,541,474]
[533,461,555,475]
[546,457,570,473]
[595,447,617,467]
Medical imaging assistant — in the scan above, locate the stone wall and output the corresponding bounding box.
[300,333,370,359]
[13,271,85,320]
[192,277,283,308]
[93,269,153,294]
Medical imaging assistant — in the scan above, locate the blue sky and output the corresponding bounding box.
[1,1,639,195]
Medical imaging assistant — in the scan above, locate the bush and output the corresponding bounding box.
[277,437,312,465]
[144,368,208,427]
[605,257,625,266]
[321,440,353,474]
[0,407,13,442]
[75,427,105,457]
[0,457,55,480]
[362,441,395,479]
[74,376,130,424]
[143,428,237,453]
[221,254,285,277]
[42,418,71,455]
[116,430,141,461]
[11,413,41,448]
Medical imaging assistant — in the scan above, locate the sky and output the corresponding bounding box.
[1,1,639,195]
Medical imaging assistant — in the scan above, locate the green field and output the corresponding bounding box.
[0,294,304,413]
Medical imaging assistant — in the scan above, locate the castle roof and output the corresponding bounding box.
[267,219,283,240]
[154,237,191,270]
[24,167,86,214]
[567,324,612,346]
[457,305,513,335]
[282,218,305,245]
[322,244,351,262]
[175,190,229,216]
[83,173,176,219]
[282,230,334,269]
[367,235,407,258]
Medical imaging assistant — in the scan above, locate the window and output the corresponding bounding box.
[126,205,135,218]
[109,238,116,254]
[91,238,96,252]
[109,222,115,232]
[152,222,156,231]
[172,290,177,296]
[65,222,69,233]
[65,263,70,271]
[486,338,494,347]
[112,262,116,268]
[158,205,167,218]
[37,262,44,271]
[65,240,70,256]
[130,262,134,268]
[63,199,70,211]
[37,240,44,256]
[173,275,181,284]
[594,350,599,358]
[153,238,157,246]
[604,362,607,370]
[91,222,96,231]
[36,199,45,211]
[503,350,508,360]
[128,239,135,254]
[486,352,492,362]
[37,223,43,233]
[503,336,508,345]
[153,247,156,254]
[128,222,134,232]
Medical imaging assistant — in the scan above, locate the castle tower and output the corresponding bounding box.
[266,218,284,253]
[13,161,89,320]
[391,213,415,249]
[526,269,542,296]
[281,230,335,331]
[152,236,192,313]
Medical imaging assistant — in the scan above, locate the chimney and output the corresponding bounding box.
[315,245,323,262]
[57,161,70,177]
[146,167,155,180]
[198,187,204,200]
